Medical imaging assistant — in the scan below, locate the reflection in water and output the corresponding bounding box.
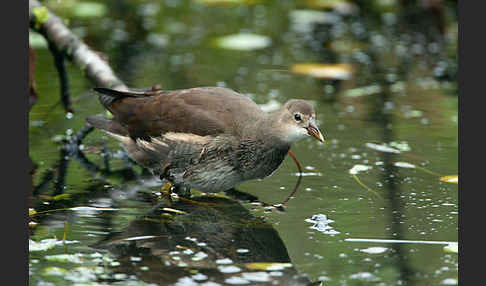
[29,1,457,284]
[376,69,415,284]
[93,195,312,285]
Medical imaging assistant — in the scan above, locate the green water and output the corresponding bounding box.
[29,1,458,285]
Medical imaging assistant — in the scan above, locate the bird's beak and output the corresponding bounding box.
[307,119,325,143]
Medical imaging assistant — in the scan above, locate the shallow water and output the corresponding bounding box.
[29,1,458,285]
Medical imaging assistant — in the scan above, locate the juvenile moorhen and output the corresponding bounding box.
[87,86,325,194]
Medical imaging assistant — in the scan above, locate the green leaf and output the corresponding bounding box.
[43,266,68,276]
[440,175,458,184]
[214,33,271,51]
[29,208,37,216]
[32,7,50,29]
[244,262,292,270]
[291,63,353,80]
[53,193,71,201]
[443,242,458,253]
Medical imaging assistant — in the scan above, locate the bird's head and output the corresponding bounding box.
[275,99,325,144]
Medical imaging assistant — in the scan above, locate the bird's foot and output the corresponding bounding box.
[170,184,191,198]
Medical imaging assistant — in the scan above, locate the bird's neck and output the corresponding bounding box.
[249,110,290,148]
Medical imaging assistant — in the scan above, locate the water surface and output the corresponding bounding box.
[29,1,458,285]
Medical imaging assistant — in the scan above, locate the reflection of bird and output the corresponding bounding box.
[87,86,325,194]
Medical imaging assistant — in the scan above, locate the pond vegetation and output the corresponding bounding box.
[29,0,458,285]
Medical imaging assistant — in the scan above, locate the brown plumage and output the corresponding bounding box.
[87,86,324,194]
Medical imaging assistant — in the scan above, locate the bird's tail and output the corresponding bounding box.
[93,87,142,109]
[86,115,128,136]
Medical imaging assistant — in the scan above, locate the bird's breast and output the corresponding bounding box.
[236,140,290,180]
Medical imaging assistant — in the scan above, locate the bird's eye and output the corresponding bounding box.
[294,113,302,122]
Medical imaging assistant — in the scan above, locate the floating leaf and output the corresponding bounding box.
[241,272,271,282]
[29,238,79,252]
[162,207,187,214]
[214,33,271,51]
[443,242,458,253]
[349,164,372,175]
[122,235,157,241]
[359,247,388,254]
[440,175,458,184]
[218,265,241,273]
[244,262,292,271]
[291,64,353,80]
[349,272,379,282]
[43,266,68,276]
[192,251,209,261]
[394,162,416,169]
[365,142,401,154]
[389,141,411,152]
[349,166,383,200]
[45,254,84,264]
[53,193,71,201]
[216,258,233,265]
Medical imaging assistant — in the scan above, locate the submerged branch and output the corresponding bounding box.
[48,43,72,112]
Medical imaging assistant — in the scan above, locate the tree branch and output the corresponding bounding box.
[29,0,127,91]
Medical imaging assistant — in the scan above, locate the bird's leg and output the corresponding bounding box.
[158,168,179,207]
[161,181,173,196]
[152,181,174,209]
[158,176,190,199]
[171,184,191,198]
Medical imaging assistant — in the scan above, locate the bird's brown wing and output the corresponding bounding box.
[91,87,264,141]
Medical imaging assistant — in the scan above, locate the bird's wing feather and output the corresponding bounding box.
[93,87,264,140]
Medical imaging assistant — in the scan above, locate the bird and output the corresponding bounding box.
[86,86,325,195]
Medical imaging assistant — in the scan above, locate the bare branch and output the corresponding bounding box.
[29,0,127,90]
